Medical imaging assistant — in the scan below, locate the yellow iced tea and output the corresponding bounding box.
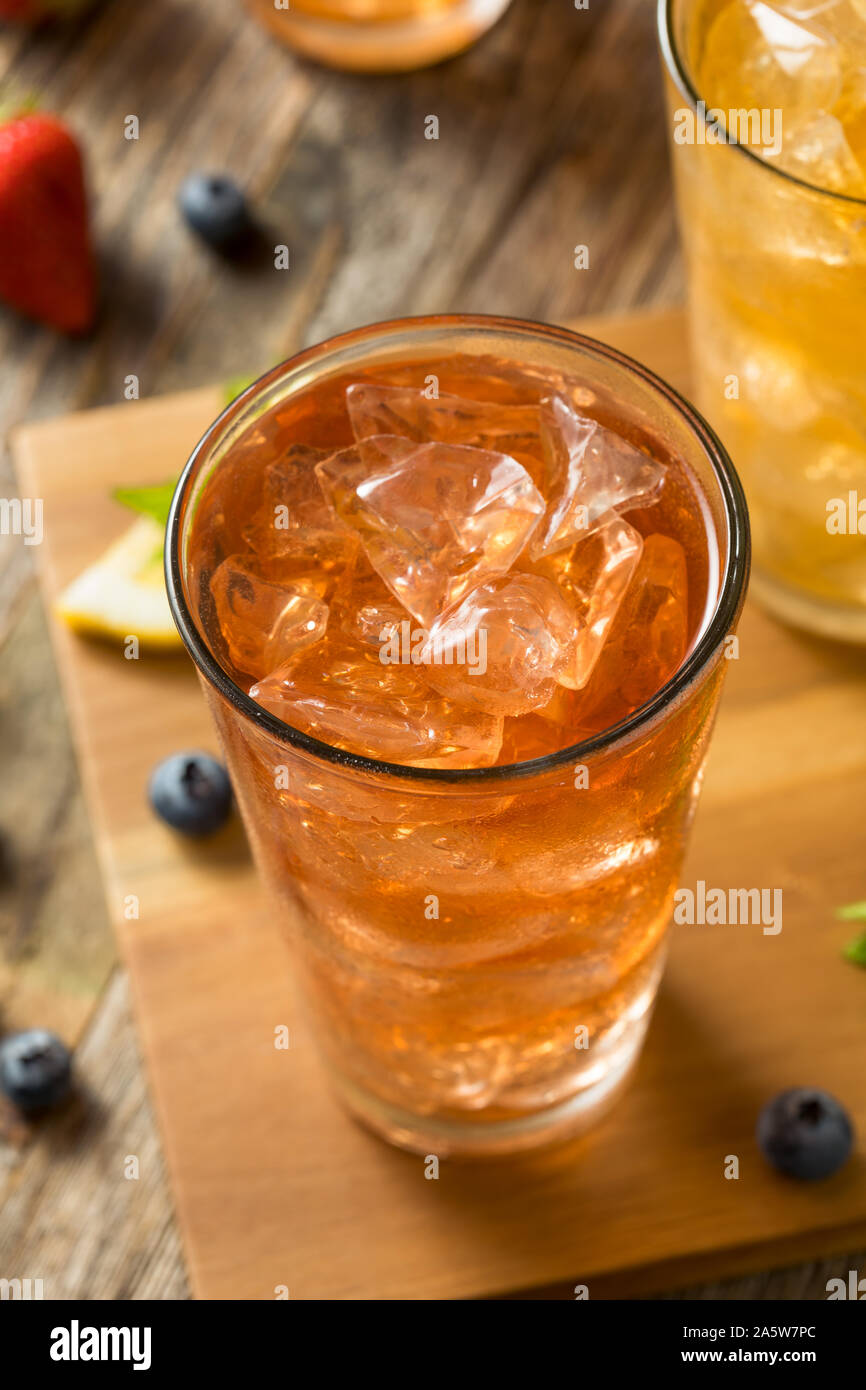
[661,0,866,640]
[169,317,748,1154]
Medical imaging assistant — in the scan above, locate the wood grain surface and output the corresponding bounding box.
[8,308,866,1301]
[0,0,862,1300]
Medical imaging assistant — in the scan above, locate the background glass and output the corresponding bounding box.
[245,0,512,71]
[660,0,866,643]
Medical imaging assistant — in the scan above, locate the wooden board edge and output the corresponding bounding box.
[9,308,689,460]
[493,1219,866,1301]
[9,384,223,456]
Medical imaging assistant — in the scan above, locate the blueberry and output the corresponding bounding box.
[0,1030,72,1113]
[148,752,232,836]
[757,1087,854,1180]
[178,173,253,252]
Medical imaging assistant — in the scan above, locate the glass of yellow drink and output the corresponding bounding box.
[660,0,866,641]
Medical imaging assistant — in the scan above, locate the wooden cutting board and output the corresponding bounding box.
[13,309,866,1301]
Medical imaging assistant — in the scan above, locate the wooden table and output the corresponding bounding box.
[0,0,861,1300]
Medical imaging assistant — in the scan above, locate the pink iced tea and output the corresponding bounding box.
[171,319,747,1154]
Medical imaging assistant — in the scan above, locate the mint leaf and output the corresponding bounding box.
[113,482,177,529]
[843,932,866,968]
[223,374,255,406]
[836,901,866,922]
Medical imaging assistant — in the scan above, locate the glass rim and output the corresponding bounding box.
[657,0,866,210]
[165,312,750,785]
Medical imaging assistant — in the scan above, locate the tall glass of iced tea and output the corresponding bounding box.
[167,316,748,1156]
[660,0,866,641]
[245,0,512,70]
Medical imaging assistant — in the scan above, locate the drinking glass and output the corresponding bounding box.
[659,0,866,642]
[245,0,512,71]
[166,315,749,1156]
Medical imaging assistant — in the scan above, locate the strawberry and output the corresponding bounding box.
[0,112,96,333]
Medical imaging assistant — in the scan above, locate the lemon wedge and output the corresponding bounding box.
[56,515,181,649]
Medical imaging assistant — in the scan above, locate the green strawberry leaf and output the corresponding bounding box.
[0,92,38,127]
[112,482,177,529]
[836,900,866,922]
[842,932,866,968]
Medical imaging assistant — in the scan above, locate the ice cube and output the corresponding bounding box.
[535,681,595,729]
[778,1,842,13]
[346,598,407,649]
[241,444,336,557]
[769,111,866,194]
[315,434,544,626]
[249,631,504,769]
[329,553,407,645]
[834,64,866,169]
[782,0,866,45]
[210,554,329,679]
[417,573,576,717]
[790,5,866,82]
[738,338,823,431]
[530,396,664,558]
[498,683,599,761]
[498,714,566,763]
[347,383,543,457]
[526,513,644,689]
[578,535,689,724]
[775,0,849,22]
[702,2,842,120]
